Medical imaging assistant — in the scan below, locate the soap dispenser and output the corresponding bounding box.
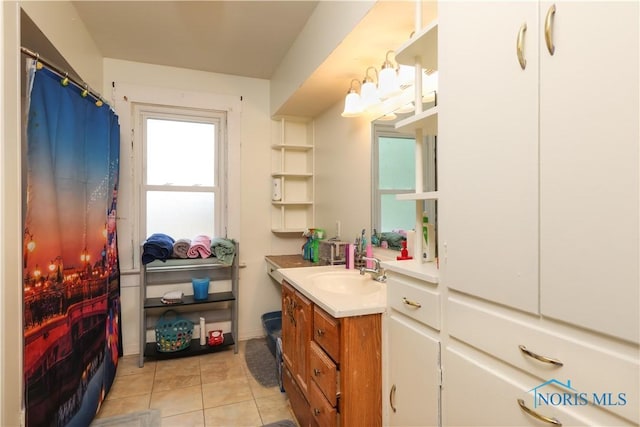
[396,240,413,260]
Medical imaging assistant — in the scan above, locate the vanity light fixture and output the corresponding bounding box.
[378,50,402,100]
[360,67,381,110]
[341,78,364,117]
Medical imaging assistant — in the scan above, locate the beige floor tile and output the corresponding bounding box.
[94,394,150,419]
[200,359,246,384]
[255,393,295,425]
[204,400,262,427]
[155,356,201,377]
[202,376,253,409]
[116,355,156,377]
[150,384,203,418]
[106,372,155,400]
[153,372,202,392]
[247,375,283,399]
[162,409,205,427]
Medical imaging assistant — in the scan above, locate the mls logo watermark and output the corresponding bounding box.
[529,379,627,408]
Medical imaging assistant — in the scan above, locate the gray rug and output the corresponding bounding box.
[263,421,296,427]
[90,409,161,427]
[245,337,279,388]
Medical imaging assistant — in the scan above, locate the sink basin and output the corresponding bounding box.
[309,272,382,295]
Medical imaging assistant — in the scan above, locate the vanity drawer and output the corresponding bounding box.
[309,379,337,427]
[309,341,339,407]
[387,273,440,330]
[314,306,340,363]
[448,296,639,425]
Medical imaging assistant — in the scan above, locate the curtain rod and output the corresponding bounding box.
[20,46,109,107]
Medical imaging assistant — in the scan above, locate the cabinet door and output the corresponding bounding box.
[282,282,296,371]
[294,290,313,399]
[539,2,639,343]
[439,2,540,313]
[387,314,440,427]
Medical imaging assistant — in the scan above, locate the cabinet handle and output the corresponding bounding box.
[517,22,527,70]
[402,297,422,308]
[517,398,562,425]
[545,4,556,55]
[313,368,321,376]
[313,408,321,416]
[390,384,397,413]
[519,345,563,366]
[316,328,325,337]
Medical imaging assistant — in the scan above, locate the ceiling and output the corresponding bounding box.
[70,1,319,80]
[23,1,435,117]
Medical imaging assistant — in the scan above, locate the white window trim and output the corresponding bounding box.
[113,84,241,273]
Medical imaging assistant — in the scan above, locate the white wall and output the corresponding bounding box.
[314,101,372,242]
[104,58,287,354]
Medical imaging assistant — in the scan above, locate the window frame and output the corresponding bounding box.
[136,105,227,241]
[112,83,241,273]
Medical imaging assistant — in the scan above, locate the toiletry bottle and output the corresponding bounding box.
[422,213,436,262]
[365,242,373,268]
[199,317,206,346]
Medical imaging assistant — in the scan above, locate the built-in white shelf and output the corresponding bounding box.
[395,106,438,135]
[395,19,438,71]
[272,201,313,206]
[271,144,314,151]
[396,191,439,201]
[271,228,307,234]
[271,172,313,178]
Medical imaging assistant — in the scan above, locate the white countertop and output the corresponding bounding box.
[278,265,387,318]
[380,258,439,283]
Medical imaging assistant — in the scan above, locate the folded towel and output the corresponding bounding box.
[211,237,236,265]
[142,233,175,264]
[187,235,212,258]
[172,238,191,259]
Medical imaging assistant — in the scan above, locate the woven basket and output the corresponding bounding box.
[155,310,193,353]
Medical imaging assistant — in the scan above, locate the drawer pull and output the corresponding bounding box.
[313,368,321,376]
[402,297,422,308]
[313,408,321,416]
[519,345,563,367]
[390,384,397,413]
[518,398,562,425]
[316,328,325,337]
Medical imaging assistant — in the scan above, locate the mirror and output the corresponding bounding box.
[370,95,437,251]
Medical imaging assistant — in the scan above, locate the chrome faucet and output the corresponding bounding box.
[360,257,386,282]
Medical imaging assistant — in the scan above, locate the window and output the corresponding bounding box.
[136,105,227,240]
[372,123,436,234]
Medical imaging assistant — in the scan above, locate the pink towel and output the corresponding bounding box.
[187,235,212,258]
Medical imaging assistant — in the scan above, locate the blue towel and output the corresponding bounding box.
[142,233,175,264]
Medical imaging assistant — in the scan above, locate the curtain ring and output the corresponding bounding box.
[60,72,69,86]
[35,53,43,70]
[81,84,89,98]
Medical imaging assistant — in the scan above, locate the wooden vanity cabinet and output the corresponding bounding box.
[281,280,382,427]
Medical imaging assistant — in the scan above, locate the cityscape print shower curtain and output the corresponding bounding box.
[23,62,121,427]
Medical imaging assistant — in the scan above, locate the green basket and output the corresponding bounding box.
[155,310,194,353]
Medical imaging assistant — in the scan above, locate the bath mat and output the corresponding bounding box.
[90,409,161,427]
[262,420,297,427]
[245,337,279,388]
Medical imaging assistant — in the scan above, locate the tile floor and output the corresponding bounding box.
[94,341,298,426]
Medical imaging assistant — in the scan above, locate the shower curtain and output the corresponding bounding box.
[23,61,121,427]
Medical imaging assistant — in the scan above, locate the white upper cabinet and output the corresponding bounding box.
[538,1,639,343]
[439,0,639,343]
[439,2,540,314]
